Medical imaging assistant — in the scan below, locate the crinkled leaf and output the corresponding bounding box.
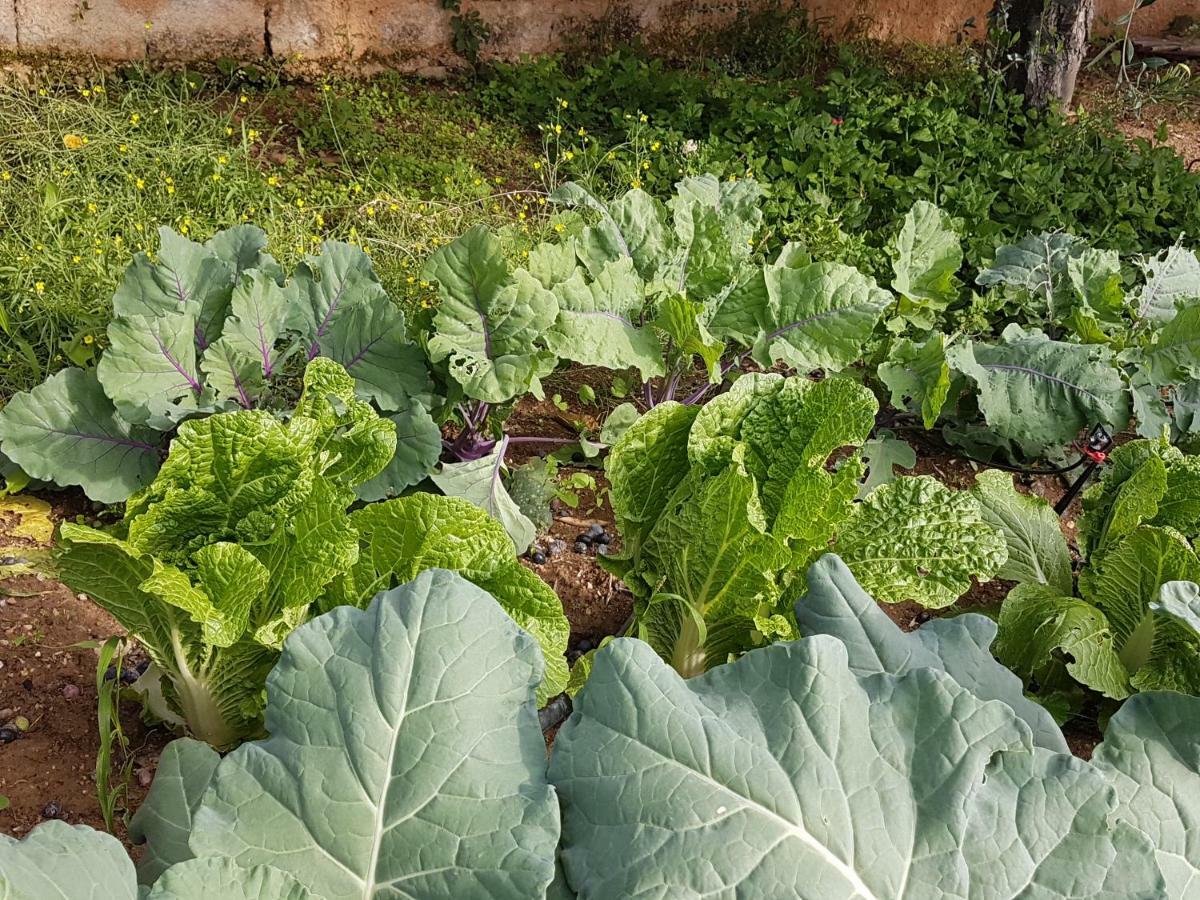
[878,334,950,429]
[891,200,962,321]
[687,372,785,473]
[1079,438,1172,560]
[947,325,1131,456]
[425,225,559,403]
[836,475,1008,608]
[796,554,1069,752]
[129,739,221,884]
[0,367,164,503]
[432,441,537,553]
[0,821,138,900]
[971,469,1072,593]
[995,582,1131,700]
[189,570,560,900]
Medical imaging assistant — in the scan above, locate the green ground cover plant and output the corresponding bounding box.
[2,563,1197,898]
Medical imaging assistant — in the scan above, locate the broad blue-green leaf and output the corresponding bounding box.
[796,554,1069,752]
[353,402,442,502]
[112,227,234,348]
[948,325,1131,456]
[1067,247,1125,332]
[0,368,164,503]
[1134,244,1200,322]
[835,475,1008,608]
[0,820,137,899]
[751,261,893,373]
[891,200,961,326]
[190,570,560,900]
[205,223,280,282]
[857,429,916,498]
[1145,304,1200,384]
[550,631,1163,898]
[544,257,664,380]
[551,183,670,280]
[432,440,537,553]
[199,339,263,410]
[1153,580,1200,638]
[211,270,291,381]
[98,312,208,425]
[147,858,312,899]
[971,469,1072,593]
[425,226,559,403]
[129,739,221,884]
[1130,366,1173,439]
[878,334,950,429]
[1092,692,1200,898]
[995,582,1131,700]
[977,232,1087,327]
[598,401,640,446]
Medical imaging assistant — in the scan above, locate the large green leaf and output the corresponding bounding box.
[543,257,664,380]
[1080,526,1200,694]
[98,312,208,425]
[1144,305,1200,384]
[0,821,138,900]
[146,858,313,899]
[0,367,164,503]
[189,570,560,900]
[976,232,1087,328]
[129,739,221,883]
[796,554,1069,752]
[207,269,291,384]
[687,372,785,473]
[835,475,1008,608]
[550,183,670,281]
[994,582,1131,700]
[948,325,1131,456]
[432,440,538,553]
[1134,244,1200,323]
[971,469,1072,593]
[1153,580,1200,638]
[353,402,443,502]
[550,632,1165,898]
[424,225,559,403]
[878,334,950,429]
[749,261,893,373]
[1079,438,1172,559]
[891,200,961,326]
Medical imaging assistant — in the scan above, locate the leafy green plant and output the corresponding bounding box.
[602,373,1007,676]
[989,438,1200,709]
[0,226,438,502]
[3,562,1198,898]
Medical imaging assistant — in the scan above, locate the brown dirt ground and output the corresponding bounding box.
[1074,69,1200,169]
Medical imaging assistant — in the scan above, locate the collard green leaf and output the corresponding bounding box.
[1153,580,1200,638]
[210,270,291,382]
[550,630,1165,899]
[971,469,1072,593]
[98,312,207,425]
[750,261,893,373]
[796,554,1069,752]
[353,402,442,502]
[205,223,279,281]
[878,334,950,429]
[0,821,138,900]
[550,183,670,281]
[129,739,221,884]
[1092,692,1200,898]
[199,339,263,411]
[1144,304,1200,384]
[891,200,962,325]
[835,475,1008,608]
[994,582,1131,700]
[651,294,723,381]
[947,325,1131,456]
[425,225,559,403]
[432,440,538,553]
[976,232,1086,326]
[0,367,164,503]
[857,429,916,499]
[543,257,664,380]
[189,570,560,900]
[1134,244,1200,323]
[146,858,312,900]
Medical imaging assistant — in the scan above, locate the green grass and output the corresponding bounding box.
[0,66,549,396]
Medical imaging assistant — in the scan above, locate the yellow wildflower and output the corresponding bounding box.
[130,113,140,125]
[267,175,279,187]
[136,178,145,190]
[651,141,661,151]
[63,133,85,150]
[34,282,44,293]
[83,334,95,344]
[560,99,568,109]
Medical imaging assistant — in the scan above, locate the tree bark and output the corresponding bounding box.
[997,0,1097,108]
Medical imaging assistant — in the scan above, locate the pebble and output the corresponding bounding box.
[62,683,80,700]
[40,801,63,820]
[530,550,547,565]
[137,768,154,788]
[574,541,589,554]
[576,638,593,652]
[547,539,567,557]
[0,725,18,743]
[586,524,605,538]
[595,532,612,545]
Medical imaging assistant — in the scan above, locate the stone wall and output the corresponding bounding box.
[0,0,1192,70]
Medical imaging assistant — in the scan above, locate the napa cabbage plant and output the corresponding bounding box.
[879,203,1200,458]
[55,360,569,747]
[0,226,439,503]
[601,373,1007,676]
[988,438,1200,708]
[3,561,1198,899]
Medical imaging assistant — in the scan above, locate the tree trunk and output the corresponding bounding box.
[997,0,1097,108]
